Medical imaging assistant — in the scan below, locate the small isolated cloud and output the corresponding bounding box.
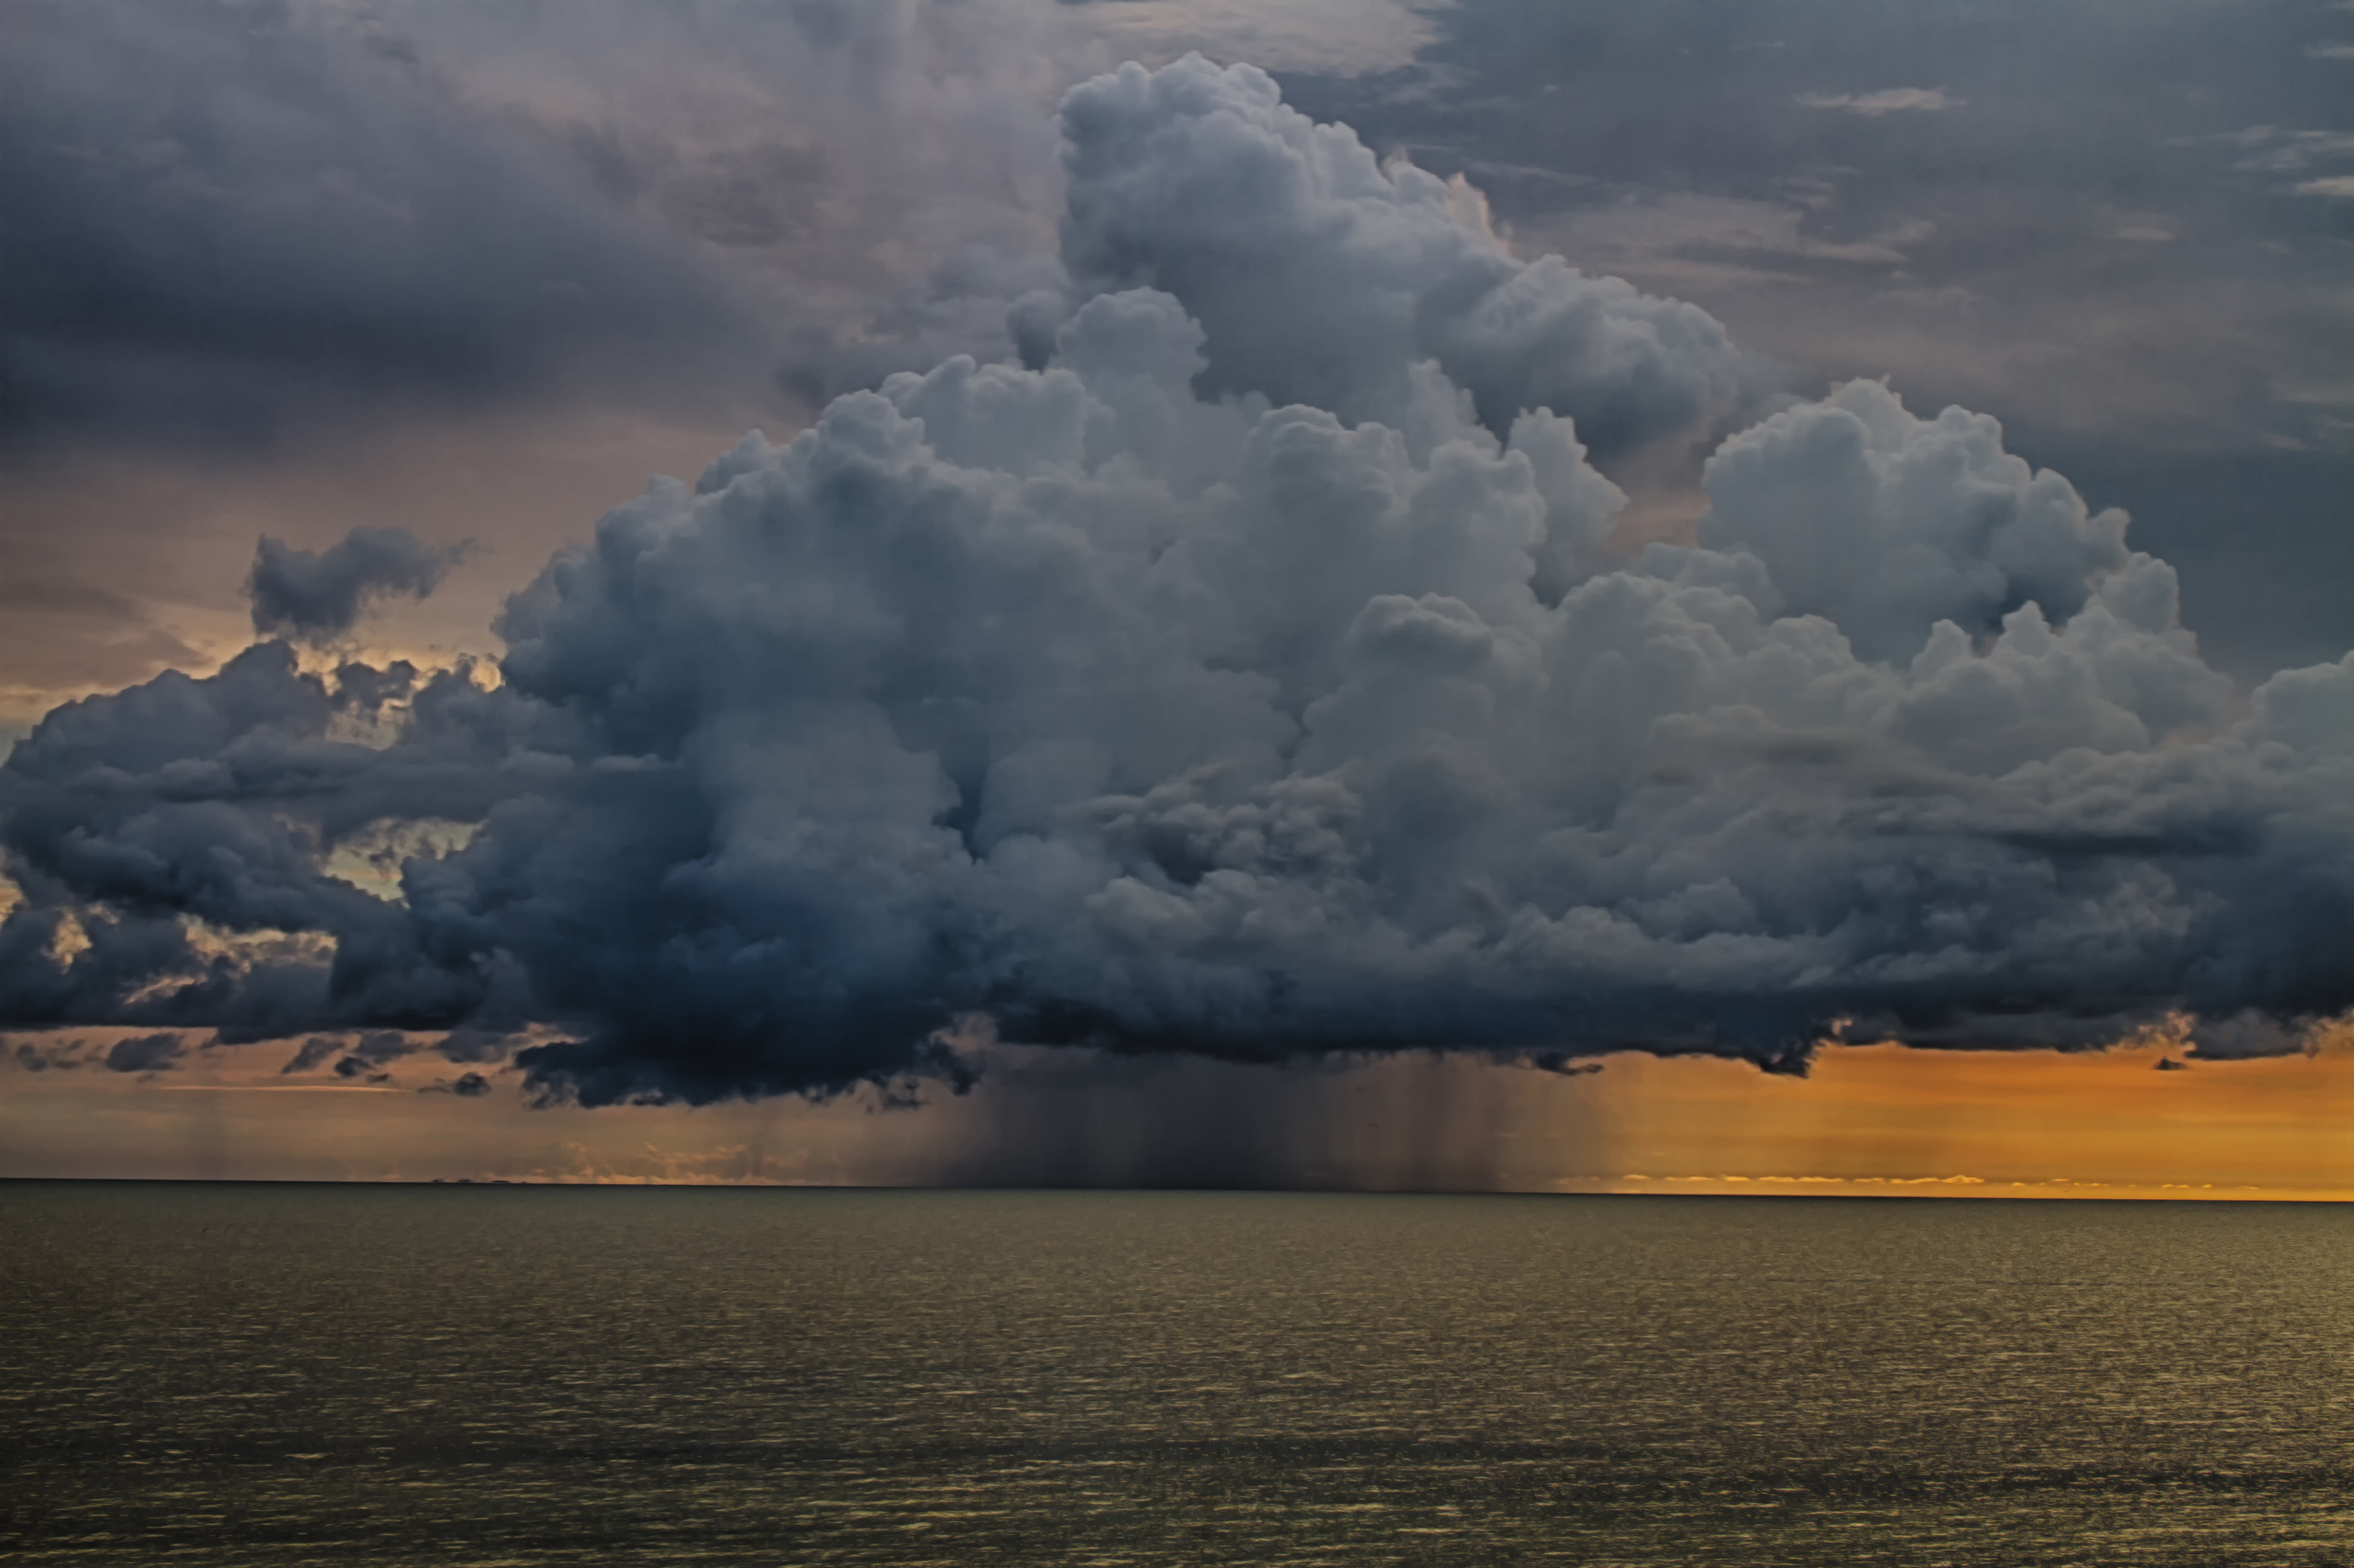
[419,1071,494,1098]
[2114,226,2176,242]
[320,1030,420,1083]
[2304,43,2354,60]
[281,1035,342,1074]
[2294,176,2354,197]
[248,527,467,643]
[283,1030,417,1075]
[2154,1055,2188,1071]
[103,1032,186,1073]
[1796,88,1961,116]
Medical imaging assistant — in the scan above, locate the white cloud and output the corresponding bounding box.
[1796,88,1962,116]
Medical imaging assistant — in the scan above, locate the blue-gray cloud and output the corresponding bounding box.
[248,528,466,643]
[1263,0,2354,682]
[104,1032,187,1074]
[1046,60,1755,459]
[2,60,2347,1106]
[0,0,760,451]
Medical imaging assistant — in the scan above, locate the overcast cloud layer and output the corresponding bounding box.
[3,58,2349,1105]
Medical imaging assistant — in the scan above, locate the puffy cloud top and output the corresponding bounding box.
[1698,380,2133,663]
[3,60,2349,1103]
[1051,58,1751,459]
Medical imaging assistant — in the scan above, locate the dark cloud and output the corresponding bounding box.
[436,1027,518,1065]
[0,0,761,452]
[338,1030,419,1069]
[1,60,2349,1109]
[103,1032,187,1074]
[248,527,464,642]
[280,1035,341,1074]
[419,1070,493,1097]
[11,1038,86,1072]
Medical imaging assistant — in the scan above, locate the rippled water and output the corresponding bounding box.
[2,1184,2349,1564]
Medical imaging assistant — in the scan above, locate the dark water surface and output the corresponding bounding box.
[2,1184,2349,1565]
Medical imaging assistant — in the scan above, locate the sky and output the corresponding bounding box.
[1,0,2349,1193]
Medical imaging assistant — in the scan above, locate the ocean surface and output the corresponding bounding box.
[1,1184,2348,1566]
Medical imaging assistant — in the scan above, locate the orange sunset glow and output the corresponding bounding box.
[1583,1032,2354,1202]
[9,1024,2347,1199]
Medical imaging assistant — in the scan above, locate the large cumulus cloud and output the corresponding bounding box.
[3,60,2348,1104]
[1042,58,1755,460]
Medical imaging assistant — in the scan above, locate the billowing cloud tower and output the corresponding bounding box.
[3,59,2348,1103]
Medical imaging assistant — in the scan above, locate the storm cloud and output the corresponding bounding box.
[1,60,2348,1105]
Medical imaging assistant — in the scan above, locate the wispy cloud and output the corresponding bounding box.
[2171,125,2354,162]
[2165,127,2354,198]
[1796,87,1961,116]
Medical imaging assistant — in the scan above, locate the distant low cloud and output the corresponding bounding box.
[12,1039,87,1072]
[103,1032,187,1074]
[2294,176,2354,197]
[1796,88,1961,116]
[281,1036,342,1075]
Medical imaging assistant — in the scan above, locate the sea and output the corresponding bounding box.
[2,1183,2348,1566]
